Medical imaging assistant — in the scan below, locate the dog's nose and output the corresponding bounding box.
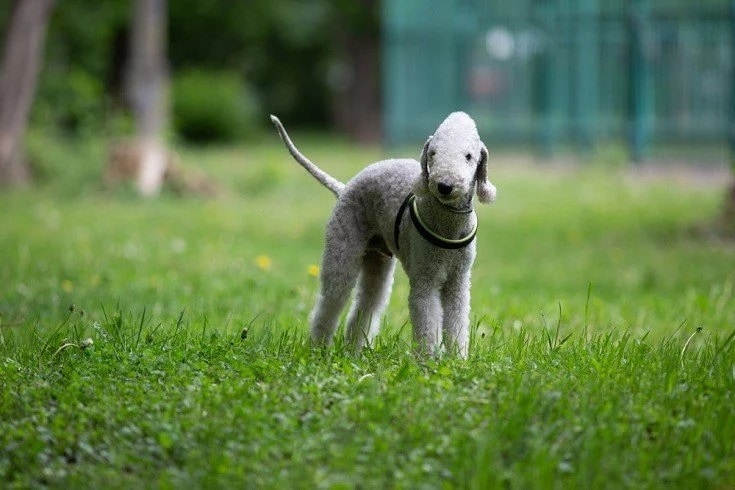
[437,182,453,196]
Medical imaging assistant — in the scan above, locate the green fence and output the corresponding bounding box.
[382,0,735,160]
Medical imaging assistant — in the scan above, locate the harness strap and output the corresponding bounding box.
[394,193,477,251]
[394,193,414,251]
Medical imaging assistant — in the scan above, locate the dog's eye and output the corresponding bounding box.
[465,153,472,162]
[430,150,436,158]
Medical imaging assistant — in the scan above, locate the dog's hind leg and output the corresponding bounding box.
[345,249,396,349]
[309,215,364,346]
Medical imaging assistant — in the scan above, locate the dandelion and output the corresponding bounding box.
[93,321,109,341]
[255,255,272,271]
[307,264,320,278]
[61,280,73,293]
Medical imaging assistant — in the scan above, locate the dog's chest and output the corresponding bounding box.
[401,243,474,285]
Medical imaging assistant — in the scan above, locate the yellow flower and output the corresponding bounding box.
[61,280,74,293]
[307,264,320,278]
[255,255,272,271]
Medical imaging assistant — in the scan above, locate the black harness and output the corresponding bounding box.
[393,193,477,251]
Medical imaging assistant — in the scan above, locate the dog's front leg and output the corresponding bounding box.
[408,280,443,356]
[441,273,471,358]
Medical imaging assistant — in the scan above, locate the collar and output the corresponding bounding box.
[394,193,477,250]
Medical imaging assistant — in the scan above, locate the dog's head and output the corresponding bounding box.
[413,112,497,208]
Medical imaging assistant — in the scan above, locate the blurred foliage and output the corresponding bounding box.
[28,0,129,136]
[0,0,380,139]
[168,0,379,129]
[168,0,333,129]
[32,68,107,136]
[24,129,107,194]
[172,69,258,143]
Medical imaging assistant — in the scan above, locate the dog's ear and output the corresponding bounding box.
[475,144,497,204]
[413,135,433,196]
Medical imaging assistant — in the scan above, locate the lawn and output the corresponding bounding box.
[1,134,734,488]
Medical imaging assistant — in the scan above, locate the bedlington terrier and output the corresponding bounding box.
[270,112,496,357]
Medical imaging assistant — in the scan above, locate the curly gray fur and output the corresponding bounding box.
[271,112,496,357]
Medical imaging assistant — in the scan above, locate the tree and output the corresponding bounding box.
[723,169,735,237]
[330,0,381,143]
[0,0,56,186]
[124,0,168,196]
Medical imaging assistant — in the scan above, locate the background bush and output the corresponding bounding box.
[31,68,107,136]
[172,70,258,144]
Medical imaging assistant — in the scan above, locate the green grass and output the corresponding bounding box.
[1,134,735,488]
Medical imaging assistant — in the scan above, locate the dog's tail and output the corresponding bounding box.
[270,115,345,197]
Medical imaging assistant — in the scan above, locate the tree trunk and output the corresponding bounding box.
[723,177,735,237]
[125,0,168,197]
[331,35,381,143]
[330,0,381,144]
[0,0,55,186]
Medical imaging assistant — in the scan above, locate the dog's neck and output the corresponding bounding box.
[414,194,477,241]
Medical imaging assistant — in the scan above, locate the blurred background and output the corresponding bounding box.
[385,0,733,160]
[0,0,733,205]
[1,0,734,344]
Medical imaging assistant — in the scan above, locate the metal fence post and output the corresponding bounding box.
[382,0,407,146]
[538,0,557,158]
[628,0,651,163]
[574,0,599,150]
